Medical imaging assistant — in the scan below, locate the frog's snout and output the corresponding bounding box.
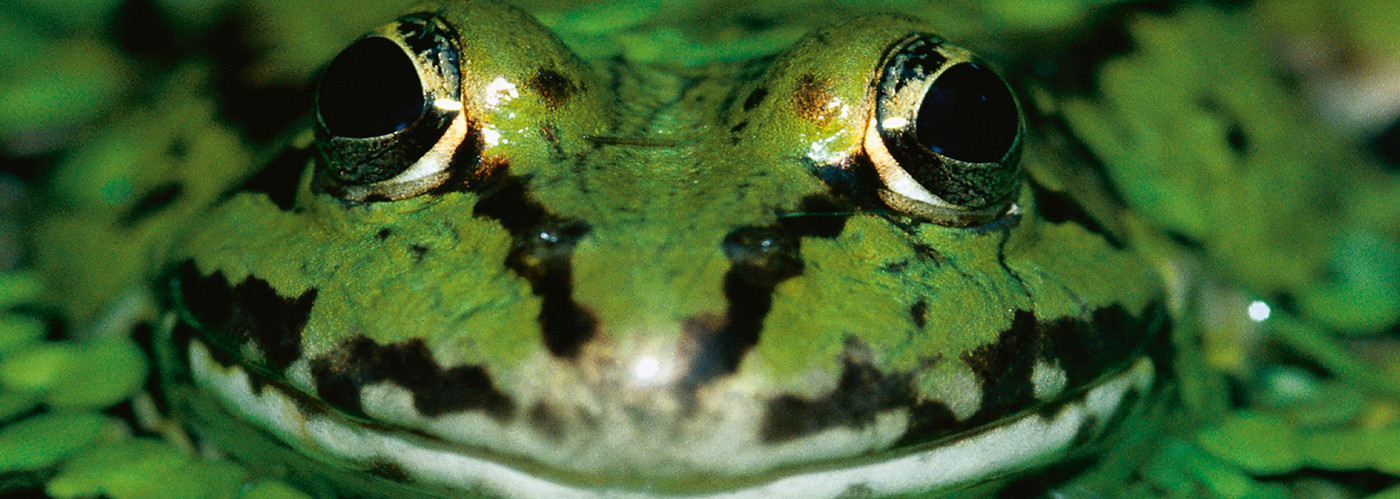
[570,312,746,405]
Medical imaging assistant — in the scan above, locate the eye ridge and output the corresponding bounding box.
[864,34,1025,226]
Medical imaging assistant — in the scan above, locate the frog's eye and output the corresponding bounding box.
[312,14,468,202]
[319,37,424,139]
[864,35,1023,226]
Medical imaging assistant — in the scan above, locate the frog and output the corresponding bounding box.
[150,1,1179,496]
[17,0,1400,497]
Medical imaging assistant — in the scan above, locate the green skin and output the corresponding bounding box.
[27,0,1399,497]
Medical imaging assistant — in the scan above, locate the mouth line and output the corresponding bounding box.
[178,321,1160,498]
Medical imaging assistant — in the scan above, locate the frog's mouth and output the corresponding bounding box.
[165,298,1170,499]
[171,326,1165,497]
[164,259,1174,496]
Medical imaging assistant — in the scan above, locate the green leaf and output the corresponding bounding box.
[1196,411,1302,475]
[242,480,312,499]
[0,272,42,309]
[0,342,75,393]
[1302,429,1378,471]
[0,390,41,422]
[49,438,253,499]
[47,439,187,498]
[1367,429,1400,475]
[0,314,45,357]
[46,339,147,410]
[0,412,111,471]
[162,460,251,499]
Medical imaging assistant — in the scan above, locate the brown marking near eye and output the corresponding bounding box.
[472,155,510,185]
[527,68,577,110]
[792,73,837,127]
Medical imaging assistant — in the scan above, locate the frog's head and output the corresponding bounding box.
[165,0,1169,496]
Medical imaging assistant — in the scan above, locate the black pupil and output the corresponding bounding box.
[317,37,425,138]
[915,63,1018,164]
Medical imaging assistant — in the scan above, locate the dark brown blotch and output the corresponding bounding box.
[962,311,1042,420]
[811,154,889,212]
[1043,302,1169,387]
[527,403,567,442]
[909,299,928,330]
[472,174,597,359]
[759,340,920,443]
[679,196,858,390]
[408,244,429,262]
[527,69,577,110]
[792,73,836,127]
[679,226,804,390]
[309,337,514,420]
[743,87,768,111]
[778,195,850,239]
[896,303,1167,448]
[176,261,316,373]
[171,321,331,417]
[842,483,876,497]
